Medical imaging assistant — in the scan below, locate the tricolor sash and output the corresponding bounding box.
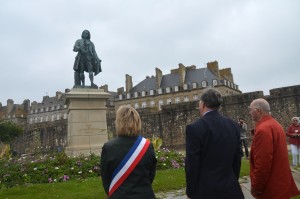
[108,135,150,197]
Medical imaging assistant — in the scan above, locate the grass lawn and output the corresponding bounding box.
[0,160,250,199]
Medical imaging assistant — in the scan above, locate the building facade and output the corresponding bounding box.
[115,61,241,111]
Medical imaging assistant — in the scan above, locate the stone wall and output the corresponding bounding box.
[106,85,300,149]
[11,85,300,154]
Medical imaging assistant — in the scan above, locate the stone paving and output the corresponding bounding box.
[155,169,300,199]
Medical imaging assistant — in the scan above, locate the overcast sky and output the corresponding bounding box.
[0,0,299,105]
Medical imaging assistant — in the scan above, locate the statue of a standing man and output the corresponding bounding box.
[73,30,102,88]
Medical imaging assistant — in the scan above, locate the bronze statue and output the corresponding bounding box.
[73,30,102,88]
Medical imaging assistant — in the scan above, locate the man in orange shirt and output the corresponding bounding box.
[249,98,299,199]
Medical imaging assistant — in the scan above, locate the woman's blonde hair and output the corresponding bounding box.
[115,105,141,136]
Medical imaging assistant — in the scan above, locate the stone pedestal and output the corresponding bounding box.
[65,88,110,156]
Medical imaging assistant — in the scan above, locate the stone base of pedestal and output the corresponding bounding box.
[65,88,110,156]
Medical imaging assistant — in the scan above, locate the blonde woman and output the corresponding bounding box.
[101,105,157,199]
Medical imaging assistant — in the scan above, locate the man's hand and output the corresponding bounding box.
[251,188,262,198]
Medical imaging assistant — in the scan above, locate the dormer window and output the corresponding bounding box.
[119,94,123,100]
[142,91,146,97]
[157,88,163,94]
[150,90,155,95]
[192,82,197,88]
[201,81,207,88]
[183,84,188,90]
[127,93,131,99]
[134,92,139,98]
[166,87,171,93]
[174,86,179,92]
[224,80,227,86]
[231,82,234,88]
[213,80,218,86]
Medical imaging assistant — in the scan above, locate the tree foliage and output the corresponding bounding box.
[0,120,23,143]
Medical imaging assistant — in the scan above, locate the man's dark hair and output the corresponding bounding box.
[200,88,223,109]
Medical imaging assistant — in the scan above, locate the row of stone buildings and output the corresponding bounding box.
[1,60,299,154]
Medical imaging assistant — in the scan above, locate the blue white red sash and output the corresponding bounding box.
[108,135,150,197]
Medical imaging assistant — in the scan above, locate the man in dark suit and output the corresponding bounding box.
[185,88,244,199]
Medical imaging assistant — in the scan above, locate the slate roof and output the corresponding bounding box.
[128,67,222,94]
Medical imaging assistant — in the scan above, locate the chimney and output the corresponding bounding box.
[7,99,14,114]
[125,74,133,92]
[22,99,30,112]
[207,61,220,78]
[155,68,162,88]
[0,102,2,108]
[178,63,186,86]
[100,84,108,92]
[117,87,124,95]
[219,68,234,82]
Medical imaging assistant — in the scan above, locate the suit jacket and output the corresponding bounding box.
[250,115,299,199]
[185,110,244,199]
[101,135,157,199]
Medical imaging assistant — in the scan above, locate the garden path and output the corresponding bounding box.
[156,169,300,199]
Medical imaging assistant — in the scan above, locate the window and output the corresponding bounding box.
[119,95,123,100]
[30,118,33,124]
[184,96,189,102]
[135,103,139,109]
[51,115,55,121]
[192,82,197,88]
[150,101,155,107]
[46,116,49,122]
[167,98,172,104]
[213,80,218,86]
[157,88,163,94]
[49,107,52,111]
[142,91,146,97]
[63,113,67,119]
[231,82,234,88]
[150,90,154,95]
[174,86,179,92]
[40,117,43,123]
[201,81,207,87]
[175,97,180,103]
[224,80,227,86]
[159,100,164,110]
[183,84,188,90]
[64,105,67,109]
[127,93,131,99]
[193,94,199,101]
[46,107,49,111]
[142,102,147,108]
[166,87,172,93]
[57,114,60,120]
[134,92,139,98]
[34,117,38,123]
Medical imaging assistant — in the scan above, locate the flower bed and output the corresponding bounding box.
[0,148,185,189]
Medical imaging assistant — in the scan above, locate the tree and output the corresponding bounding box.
[0,120,23,144]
